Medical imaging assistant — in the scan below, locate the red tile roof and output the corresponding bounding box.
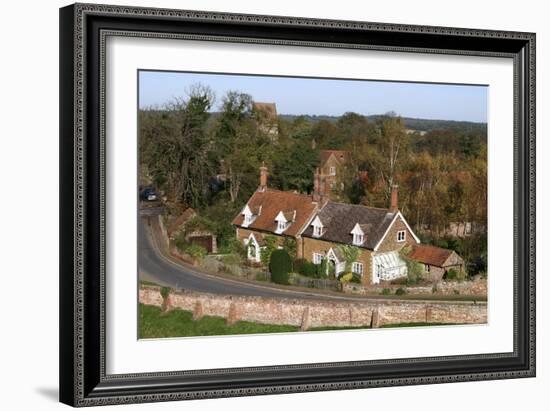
[320,150,347,165]
[232,189,318,237]
[407,244,454,267]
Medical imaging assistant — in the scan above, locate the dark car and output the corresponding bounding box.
[140,186,159,201]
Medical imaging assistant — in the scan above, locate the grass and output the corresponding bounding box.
[139,304,300,338]
[139,304,462,338]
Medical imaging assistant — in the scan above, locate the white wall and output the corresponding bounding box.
[0,0,546,409]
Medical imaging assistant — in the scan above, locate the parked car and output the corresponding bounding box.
[140,186,159,201]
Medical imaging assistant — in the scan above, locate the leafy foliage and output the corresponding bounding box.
[269,249,292,285]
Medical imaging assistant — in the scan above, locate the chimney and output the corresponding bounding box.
[259,162,268,191]
[389,184,399,213]
[312,168,327,204]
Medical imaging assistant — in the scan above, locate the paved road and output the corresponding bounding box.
[138,217,378,302]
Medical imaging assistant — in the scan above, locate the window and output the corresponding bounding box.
[353,233,364,245]
[352,262,364,275]
[397,230,406,242]
[313,253,323,265]
[277,220,287,232]
[313,225,322,237]
[425,264,430,272]
[244,214,252,226]
[329,166,336,175]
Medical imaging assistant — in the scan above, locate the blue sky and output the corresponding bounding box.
[139,70,487,123]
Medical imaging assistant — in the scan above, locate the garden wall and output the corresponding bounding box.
[139,285,487,329]
[342,278,487,297]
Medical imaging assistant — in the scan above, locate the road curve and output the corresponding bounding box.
[139,217,380,302]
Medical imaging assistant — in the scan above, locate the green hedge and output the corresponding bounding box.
[294,258,317,277]
[269,249,292,285]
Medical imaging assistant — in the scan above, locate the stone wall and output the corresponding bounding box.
[139,285,487,329]
[342,278,487,297]
[376,215,417,253]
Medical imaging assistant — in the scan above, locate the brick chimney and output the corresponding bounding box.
[389,184,399,213]
[312,168,327,204]
[259,162,268,191]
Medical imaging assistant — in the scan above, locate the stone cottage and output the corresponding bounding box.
[233,165,461,285]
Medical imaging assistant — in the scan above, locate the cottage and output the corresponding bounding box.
[301,181,420,284]
[232,164,319,262]
[405,244,465,282]
[233,165,428,285]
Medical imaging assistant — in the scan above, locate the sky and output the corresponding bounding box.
[139,70,487,123]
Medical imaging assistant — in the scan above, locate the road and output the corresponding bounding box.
[138,216,383,302]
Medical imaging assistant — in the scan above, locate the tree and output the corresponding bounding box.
[337,245,361,273]
[269,249,292,285]
[139,84,215,207]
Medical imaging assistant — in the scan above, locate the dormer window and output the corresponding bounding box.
[311,216,324,238]
[329,166,336,176]
[275,210,294,234]
[241,204,260,228]
[351,223,365,246]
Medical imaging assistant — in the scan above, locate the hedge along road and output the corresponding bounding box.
[139,216,403,302]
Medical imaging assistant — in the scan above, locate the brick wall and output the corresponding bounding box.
[139,285,487,329]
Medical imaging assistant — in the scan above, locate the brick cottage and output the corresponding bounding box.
[233,165,462,285]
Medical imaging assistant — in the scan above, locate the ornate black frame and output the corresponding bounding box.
[59,3,536,407]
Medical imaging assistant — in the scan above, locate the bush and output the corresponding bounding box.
[351,273,362,284]
[317,258,328,279]
[338,272,354,283]
[269,249,292,285]
[444,268,465,282]
[294,258,317,277]
[381,288,391,296]
[395,287,407,296]
[185,244,207,259]
[222,253,241,266]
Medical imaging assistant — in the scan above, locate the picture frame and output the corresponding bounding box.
[59,2,535,407]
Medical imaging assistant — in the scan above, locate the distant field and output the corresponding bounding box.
[139,304,449,338]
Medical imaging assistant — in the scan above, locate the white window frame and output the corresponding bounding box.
[313,225,322,237]
[353,233,364,246]
[313,252,323,265]
[244,214,252,226]
[277,220,287,232]
[397,230,406,242]
[352,261,364,275]
[425,264,431,273]
[329,166,336,175]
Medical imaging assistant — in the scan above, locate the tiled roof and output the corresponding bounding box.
[167,207,197,237]
[320,150,347,165]
[302,201,396,249]
[233,188,317,237]
[406,244,455,267]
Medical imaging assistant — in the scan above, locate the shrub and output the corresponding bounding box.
[395,287,407,296]
[185,244,207,259]
[269,249,292,285]
[294,258,317,277]
[351,273,362,284]
[338,272,354,283]
[444,268,465,281]
[317,258,328,279]
[381,288,391,296]
[222,253,241,266]
[260,235,277,265]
